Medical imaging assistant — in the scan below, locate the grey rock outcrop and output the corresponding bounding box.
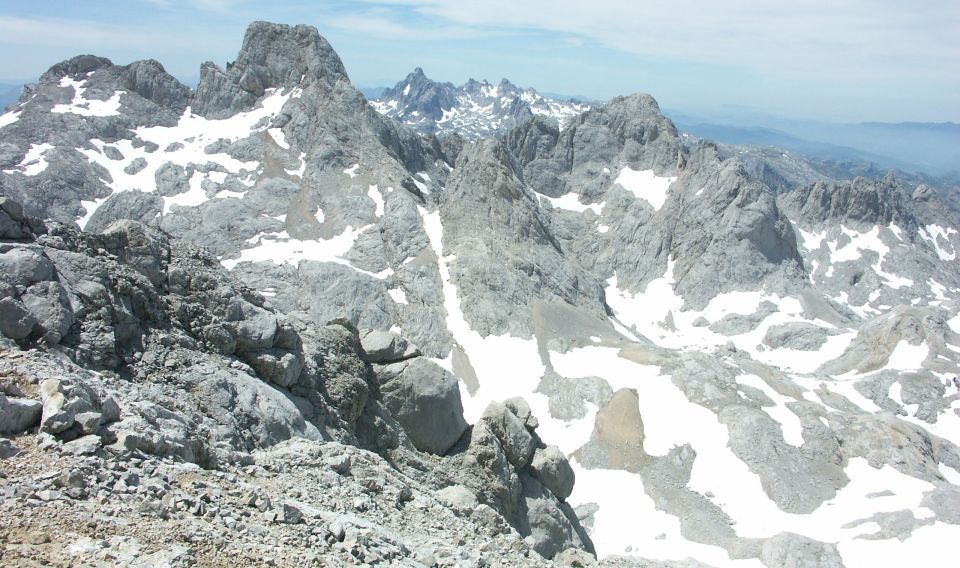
[375,356,467,455]
[480,401,537,468]
[360,329,419,363]
[760,533,844,568]
[780,174,915,230]
[530,445,575,500]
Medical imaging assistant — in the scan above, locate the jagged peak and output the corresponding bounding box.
[191,21,351,118]
[39,54,115,84]
[234,21,348,87]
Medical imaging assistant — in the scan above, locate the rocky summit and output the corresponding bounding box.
[1,20,959,568]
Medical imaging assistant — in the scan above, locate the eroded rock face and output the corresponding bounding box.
[480,401,537,469]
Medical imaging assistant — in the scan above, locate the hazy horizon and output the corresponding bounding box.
[0,0,957,124]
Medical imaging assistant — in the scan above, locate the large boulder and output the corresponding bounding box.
[376,357,468,455]
[20,281,74,344]
[530,445,575,500]
[100,220,170,288]
[242,348,304,388]
[519,473,592,559]
[359,330,419,363]
[0,196,35,240]
[230,301,278,352]
[0,393,42,435]
[480,401,537,468]
[0,246,55,287]
[0,297,38,340]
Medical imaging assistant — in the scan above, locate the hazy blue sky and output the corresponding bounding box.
[0,0,956,122]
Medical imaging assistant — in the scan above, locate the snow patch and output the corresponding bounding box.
[4,143,54,176]
[52,78,123,117]
[220,224,373,274]
[883,340,929,371]
[0,110,21,129]
[367,185,385,218]
[388,288,408,305]
[267,128,289,149]
[538,192,604,215]
[614,167,676,211]
[918,224,957,261]
[417,205,545,424]
[736,374,804,446]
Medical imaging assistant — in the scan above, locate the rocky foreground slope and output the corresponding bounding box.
[2,20,960,568]
[0,200,597,566]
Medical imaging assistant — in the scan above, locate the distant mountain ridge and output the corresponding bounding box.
[667,109,960,178]
[370,67,590,140]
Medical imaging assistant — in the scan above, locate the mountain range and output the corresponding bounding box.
[1,21,959,568]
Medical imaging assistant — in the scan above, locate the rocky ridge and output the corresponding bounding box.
[371,68,590,141]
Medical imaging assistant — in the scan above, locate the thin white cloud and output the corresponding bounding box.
[326,13,502,41]
[139,0,250,12]
[0,16,155,48]
[358,0,960,81]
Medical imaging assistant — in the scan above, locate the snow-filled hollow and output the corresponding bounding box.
[614,167,677,211]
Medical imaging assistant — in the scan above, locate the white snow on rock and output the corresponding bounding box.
[797,226,827,251]
[828,225,914,289]
[537,192,604,215]
[552,344,943,568]
[75,87,302,224]
[387,288,408,305]
[882,340,929,371]
[77,198,108,230]
[412,178,430,195]
[918,224,958,261]
[267,127,289,149]
[162,170,210,213]
[367,185,385,217]
[285,152,307,177]
[614,167,676,211]
[735,374,805,446]
[569,462,765,566]
[3,143,55,176]
[343,164,359,178]
[52,77,123,117]
[418,205,544,424]
[220,224,370,272]
[0,109,21,129]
